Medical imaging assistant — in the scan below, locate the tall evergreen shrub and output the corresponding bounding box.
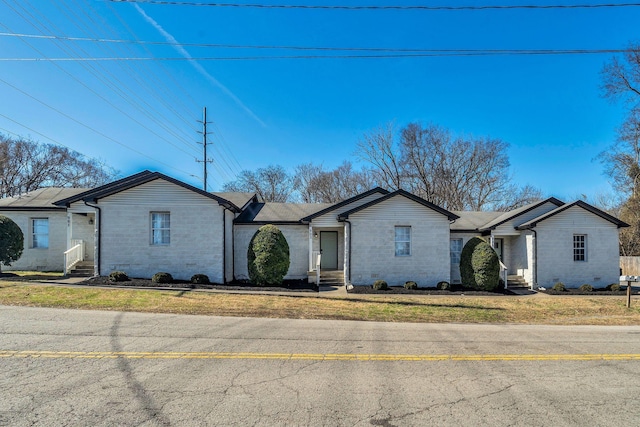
[247,224,290,285]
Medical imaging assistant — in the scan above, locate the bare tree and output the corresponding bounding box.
[601,43,640,106]
[356,122,540,211]
[293,161,375,203]
[0,134,118,198]
[222,165,294,202]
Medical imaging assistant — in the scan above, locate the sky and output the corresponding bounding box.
[0,0,639,203]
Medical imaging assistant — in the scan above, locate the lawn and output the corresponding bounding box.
[0,280,639,325]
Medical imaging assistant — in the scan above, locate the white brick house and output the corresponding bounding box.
[0,171,628,289]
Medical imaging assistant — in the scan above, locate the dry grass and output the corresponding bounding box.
[0,281,639,325]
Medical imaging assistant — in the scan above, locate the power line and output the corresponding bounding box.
[0,49,631,61]
[1,32,632,55]
[107,1,640,10]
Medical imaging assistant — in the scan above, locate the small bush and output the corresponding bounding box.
[552,282,566,292]
[108,271,129,282]
[606,283,622,292]
[404,281,418,290]
[152,272,173,284]
[437,281,450,290]
[372,280,388,290]
[191,274,210,284]
[579,284,593,292]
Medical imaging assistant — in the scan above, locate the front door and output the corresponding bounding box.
[493,238,504,262]
[320,231,338,270]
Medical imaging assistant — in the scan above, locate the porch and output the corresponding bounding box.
[307,225,345,285]
[64,210,96,276]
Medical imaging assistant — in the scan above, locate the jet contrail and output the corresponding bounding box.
[134,4,266,127]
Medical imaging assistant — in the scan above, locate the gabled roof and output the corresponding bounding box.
[0,187,91,210]
[336,189,459,221]
[300,187,390,222]
[212,192,259,210]
[53,170,241,212]
[451,211,502,231]
[235,202,334,224]
[478,197,564,231]
[516,200,630,229]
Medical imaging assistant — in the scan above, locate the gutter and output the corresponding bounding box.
[344,219,352,284]
[221,205,236,284]
[531,228,537,290]
[83,200,101,276]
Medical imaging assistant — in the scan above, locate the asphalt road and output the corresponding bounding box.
[1,305,639,426]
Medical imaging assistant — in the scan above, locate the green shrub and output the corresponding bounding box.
[373,280,388,290]
[404,281,418,290]
[460,238,500,292]
[579,284,593,292]
[437,281,450,290]
[152,272,173,284]
[606,283,622,292]
[108,271,129,282]
[191,274,210,284]
[247,224,290,285]
[460,237,485,288]
[552,282,566,292]
[0,215,24,272]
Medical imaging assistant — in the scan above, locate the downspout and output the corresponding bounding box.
[531,228,537,290]
[221,205,236,284]
[344,219,352,284]
[84,201,101,276]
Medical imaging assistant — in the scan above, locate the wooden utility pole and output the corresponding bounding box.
[196,107,213,191]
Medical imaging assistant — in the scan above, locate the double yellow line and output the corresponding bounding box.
[2,350,640,361]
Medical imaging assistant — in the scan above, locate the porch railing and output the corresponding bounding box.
[315,253,322,285]
[499,261,508,289]
[311,251,321,271]
[64,239,84,276]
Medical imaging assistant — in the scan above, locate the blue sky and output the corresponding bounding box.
[1,1,638,203]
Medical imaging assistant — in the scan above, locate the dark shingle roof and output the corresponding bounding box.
[516,200,630,229]
[478,197,564,231]
[211,192,257,210]
[0,188,90,210]
[235,202,334,224]
[451,211,502,231]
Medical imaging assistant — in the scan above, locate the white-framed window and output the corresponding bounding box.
[450,238,463,264]
[395,226,411,256]
[573,234,586,261]
[32,218,49,249]
[151,212,170,245]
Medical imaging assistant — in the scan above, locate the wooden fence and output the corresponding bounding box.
[620,256,640,276]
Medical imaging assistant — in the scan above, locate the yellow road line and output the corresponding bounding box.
[1,350,640,361]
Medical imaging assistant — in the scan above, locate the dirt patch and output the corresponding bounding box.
[83,276,318,293]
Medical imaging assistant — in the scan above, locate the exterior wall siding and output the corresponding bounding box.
[509,231,534,285]
[0,210,67,271]
[311,226,344,270]
[70,213,95,261]
[98,180,225,282]
[311,193,387,227]
[234,224,309,281]
[496,202,560,230]
[535,207,620,288]
[348,196,451,286]
[225,209,234,283]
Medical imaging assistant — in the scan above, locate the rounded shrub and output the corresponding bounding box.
[579,284,593,292]
[372,280,388,290]
[606,283,622,292]
[437,281,451,290]
[468,240,500,292]
[191,274,210,284]
[0,215,24,272]
[247,224,290,286]
[552,282,566,292]
[404,281,418,290]
[460,237,485,288]
[108,271,129,282]
[152,272,173,284]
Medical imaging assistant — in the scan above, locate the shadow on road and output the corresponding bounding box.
[110,312,171,426]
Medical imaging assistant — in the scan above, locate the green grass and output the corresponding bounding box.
[0,281,639,325]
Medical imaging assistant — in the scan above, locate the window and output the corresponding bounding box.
[450,238,463,264]
[573,234,586,261]
[151,212,170,245]
[32,218,49,249]
[395,226,411,256]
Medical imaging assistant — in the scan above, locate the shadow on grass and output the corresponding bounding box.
[0,272,64,281]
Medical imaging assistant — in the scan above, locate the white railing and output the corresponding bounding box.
[315,253,322,285]
[499,261,508,289]
[311,251,321,271]
[64,240,84,275]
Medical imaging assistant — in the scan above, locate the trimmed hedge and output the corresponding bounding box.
[460,237,484,289]
[607,283,622,292]
[437,281,451,291]
[0,215,24,270]
[461,237,500,292]
[152,272,173,284]
[404,281,418,290]
[373,280,388,290]
[247,224,290,286]
[552,282,566,292]
[109,271,129,282]
[579,283,593,292]
[191,274,210,284]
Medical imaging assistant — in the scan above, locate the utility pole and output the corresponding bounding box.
[196,107,213,191]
